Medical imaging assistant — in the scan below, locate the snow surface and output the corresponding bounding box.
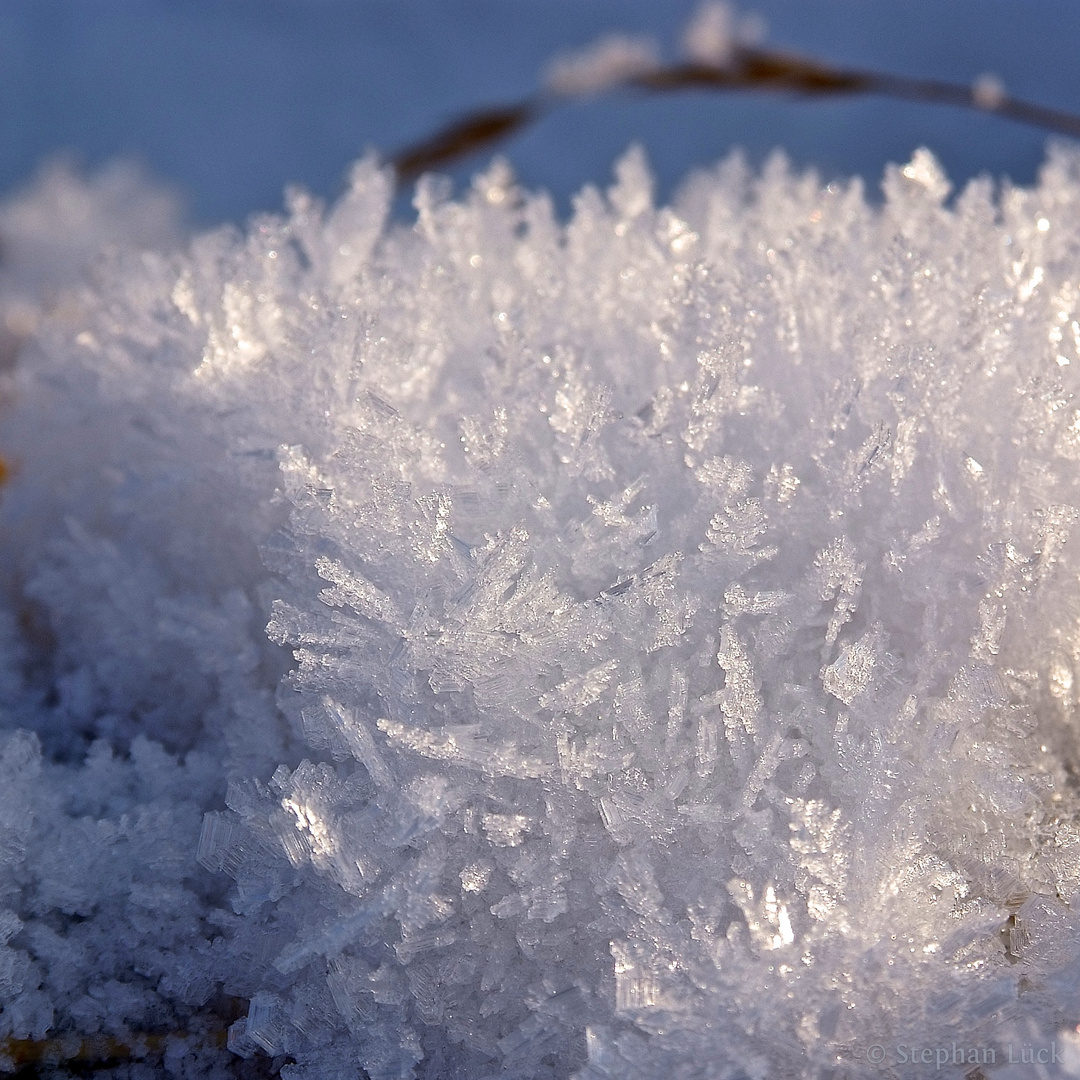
[5,142,1080,1077]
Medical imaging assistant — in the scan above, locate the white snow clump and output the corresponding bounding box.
[4,144,1080,1077]
[545,37,661,98]
[681,2,765,68]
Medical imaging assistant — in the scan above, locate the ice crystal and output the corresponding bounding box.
[680,2,764,68]
[4,142,1080,1077]
[545,36,661,98]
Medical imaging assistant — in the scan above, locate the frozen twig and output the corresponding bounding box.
[391,36,1080,182]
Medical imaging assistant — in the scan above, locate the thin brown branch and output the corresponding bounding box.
[867,71,1080,138]
[0,998,256,1073]
[389,43,1080,184]
[392,103,538,182]
[0,1027,225,1070]
[632,51,872,96]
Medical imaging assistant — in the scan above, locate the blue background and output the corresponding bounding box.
[0,0,1075,223]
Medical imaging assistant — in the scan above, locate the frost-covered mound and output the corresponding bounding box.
[5,146,1080,1077]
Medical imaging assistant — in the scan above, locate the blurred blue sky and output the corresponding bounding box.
[0,0,1076,224]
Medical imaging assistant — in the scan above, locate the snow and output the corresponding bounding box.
[3,132,1080,1076]
[545,36,661,98]
[680,2,764,68]
[973,73,1008,112]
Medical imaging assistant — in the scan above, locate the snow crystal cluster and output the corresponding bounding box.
[4,140,1080,1078]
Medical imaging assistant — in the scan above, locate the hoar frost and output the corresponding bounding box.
[3,142,1080,1077]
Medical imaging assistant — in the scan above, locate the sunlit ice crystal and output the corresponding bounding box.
[5,142,1080,1078]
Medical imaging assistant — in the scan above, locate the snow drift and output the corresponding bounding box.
[1,145,1080,1077]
